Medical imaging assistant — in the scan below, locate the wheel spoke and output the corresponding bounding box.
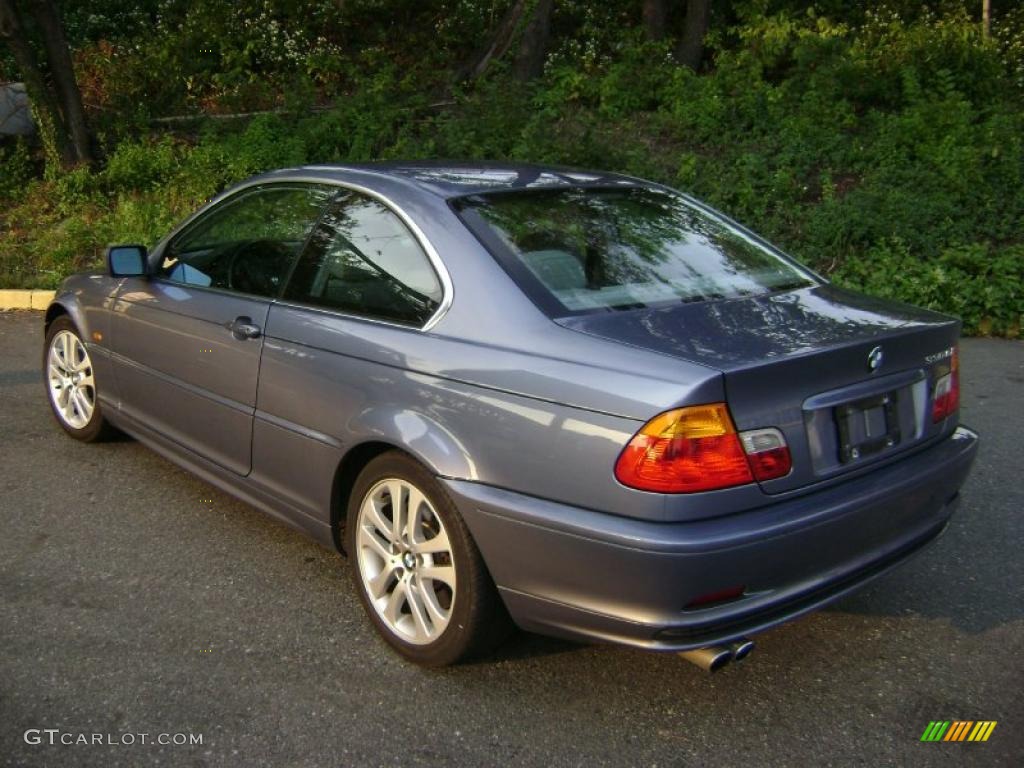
[419,581,451,627]
[366,564,395,600]
[405,485,427,542]
[69,340,84,370]
[418,564,455,588]
[412,529,451,555]
[358,525,391,563]
[78,386,93,412]
[405,578,431,640]
[386,480,405,544]
[48,345,65,376]
[62,393,77,422]
[72,389,91,423]
[364,497,394,546]
[383,579,408,625]
[61,332,72,367]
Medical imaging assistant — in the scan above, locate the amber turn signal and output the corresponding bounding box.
[614,404,755,493]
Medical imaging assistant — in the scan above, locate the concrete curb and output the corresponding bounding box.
[0,290,55,310]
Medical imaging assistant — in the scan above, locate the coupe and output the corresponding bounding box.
[43,163,978,668]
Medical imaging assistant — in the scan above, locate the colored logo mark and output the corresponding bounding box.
[920,721,997,742]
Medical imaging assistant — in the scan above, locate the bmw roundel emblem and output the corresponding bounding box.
[867,345,884,372]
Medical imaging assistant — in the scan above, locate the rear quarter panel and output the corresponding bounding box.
[255,304,730,524]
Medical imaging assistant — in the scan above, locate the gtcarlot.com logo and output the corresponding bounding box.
[920,721,997,743]
[24,729,203,746]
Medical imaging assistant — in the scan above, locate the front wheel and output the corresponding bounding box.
[345,451,510,666]
[43,317,115,442]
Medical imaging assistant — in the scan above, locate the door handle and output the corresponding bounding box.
[226,316,262,341]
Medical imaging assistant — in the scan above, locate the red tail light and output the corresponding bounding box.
[684,584,747,610]
[932,347,960,423]
[615,404,754,493]
[739,428,792,482]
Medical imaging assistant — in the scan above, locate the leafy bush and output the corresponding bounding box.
[833,241,1022,338]
[102,136,181,191]
[1,2,1021,336]
[0,139,35,200]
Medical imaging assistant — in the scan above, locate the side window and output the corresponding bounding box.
[161,184,333,298]
[283,191,444,326]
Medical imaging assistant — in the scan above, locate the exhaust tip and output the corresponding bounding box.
[706,648,732,673]
[730,638,755,662]
[678,645,733,673]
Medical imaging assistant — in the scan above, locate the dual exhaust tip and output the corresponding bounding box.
[678,638,755,672]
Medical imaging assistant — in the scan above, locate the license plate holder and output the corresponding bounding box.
[835,391,901,463]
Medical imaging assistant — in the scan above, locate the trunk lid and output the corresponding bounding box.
[558,284,960,493]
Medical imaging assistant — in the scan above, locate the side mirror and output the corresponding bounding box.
[107,244,148,277]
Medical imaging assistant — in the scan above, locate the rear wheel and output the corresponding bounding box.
[43,317,115,442]
[345,451,510,665]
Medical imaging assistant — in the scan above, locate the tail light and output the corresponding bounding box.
[615,404,753,492]
[739,428,792,482]
[684,584,747,610]
[932,347,960,423]
[616,404,793,493]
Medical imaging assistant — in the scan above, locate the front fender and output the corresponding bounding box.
[45,273,117,338]
[45,289,88,337]
[44,273,120,404]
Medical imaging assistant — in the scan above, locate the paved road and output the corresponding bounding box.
[1,310,1021,767]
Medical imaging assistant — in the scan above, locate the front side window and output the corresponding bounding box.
[283,191,443,326]
[456,187,814,316]
[161,184,333,298]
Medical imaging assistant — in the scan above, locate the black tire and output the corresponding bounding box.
[43,316,116,442]
[345,450,512,666]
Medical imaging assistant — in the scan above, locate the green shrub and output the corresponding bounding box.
[103,136,181,191]
[833,240,1023,337]
[0,139,35,200]
[1,2,1021,335]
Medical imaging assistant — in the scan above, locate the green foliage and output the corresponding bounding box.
[103,135,180,191]
[1,1,1022,335]
[0,139,35,200]
[833,241,1023,337]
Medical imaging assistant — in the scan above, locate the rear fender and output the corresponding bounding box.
[347,407,478,481]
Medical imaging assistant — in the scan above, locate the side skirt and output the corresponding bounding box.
[104,405,337,551]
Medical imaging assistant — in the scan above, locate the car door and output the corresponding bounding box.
[250,189,447,518]
[109,182,333,475]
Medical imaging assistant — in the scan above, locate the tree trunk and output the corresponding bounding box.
[642,0,667,41]
[982,0,991,38]
[457,0,528,82]
[0,0,73,167]
[676,0,709,72]
[513,0,554,82]
[28,0,91,165]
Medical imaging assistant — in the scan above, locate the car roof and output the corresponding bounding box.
[281,161,643,199]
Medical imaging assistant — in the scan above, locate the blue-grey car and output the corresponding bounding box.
[43,163,978,668]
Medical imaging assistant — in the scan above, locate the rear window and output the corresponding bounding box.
[456,187,814,316]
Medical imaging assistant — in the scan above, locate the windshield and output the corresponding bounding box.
[457,187,815,315]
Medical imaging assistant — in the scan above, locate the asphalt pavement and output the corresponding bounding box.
[1,310,1021,767]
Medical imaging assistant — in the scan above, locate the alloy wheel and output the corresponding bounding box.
[47,329,96,430]
[355,478,457,645]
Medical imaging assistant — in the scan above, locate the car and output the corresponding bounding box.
[42,162,978,669]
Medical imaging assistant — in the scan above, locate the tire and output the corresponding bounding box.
[43,316,116,442]
[345,451,511,666]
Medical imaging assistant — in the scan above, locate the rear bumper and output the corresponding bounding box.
[444,426,978,651]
